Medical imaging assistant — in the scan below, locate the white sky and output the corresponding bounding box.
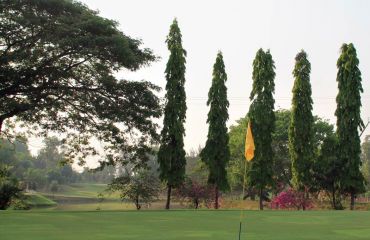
[29,0,370,159]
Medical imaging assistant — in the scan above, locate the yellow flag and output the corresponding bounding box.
[244,121,255,161]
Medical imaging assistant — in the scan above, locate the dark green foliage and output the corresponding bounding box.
[335,43,365,209]
[108,170,160,210]
[247,49,275,210]
[313,134,344,209]
[157,19,187,209]
[0,0,161,167]
[289,50,315,191]
[200,52,230,209]
[272,109,292,191]
[0,165,22,210]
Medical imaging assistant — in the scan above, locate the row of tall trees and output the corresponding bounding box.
[157,18,366,211]
[289,44,365,210]
[229,44,365,210]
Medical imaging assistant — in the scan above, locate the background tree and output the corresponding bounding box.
[247,49,275,210]
[0,0,161,167]
[335,43,365,210]
[108,170,160,210]
[157,19,187,209]
[361,136,370,190]
[228,110,335,192]
[313,134,344,209]
[228,116,249,191]
[289,50,314,209]
[186,147,208,184]
[49,180,59,198]
[272,109,292,193]
[200,52,230,209]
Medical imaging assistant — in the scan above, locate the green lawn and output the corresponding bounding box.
[42,183,118,199]
[25,193,57,207]
[1,210,370,240]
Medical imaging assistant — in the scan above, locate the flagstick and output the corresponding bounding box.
[238,160,247,240]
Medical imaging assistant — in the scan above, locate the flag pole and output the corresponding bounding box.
[238,160,247,240]
[239,120,255,240]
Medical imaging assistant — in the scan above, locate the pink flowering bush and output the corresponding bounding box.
[175,179,214,209]
[271,188,313,210]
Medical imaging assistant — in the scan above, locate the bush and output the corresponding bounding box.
[175,178,214,209]
[11,199,30,210]
[0,165,23,210]
[271,188,313,210]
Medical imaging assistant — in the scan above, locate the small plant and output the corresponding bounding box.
[96,193,105,211]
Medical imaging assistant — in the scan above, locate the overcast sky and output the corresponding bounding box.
[29,0,370,159]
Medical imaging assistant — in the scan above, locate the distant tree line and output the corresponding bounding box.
[0,137,117,188]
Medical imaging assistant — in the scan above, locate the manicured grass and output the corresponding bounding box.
[25,193,57,207]
[1,210,370,240]
[42,183,117,199]
[53,201,133,211]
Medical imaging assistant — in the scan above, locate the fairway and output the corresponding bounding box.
[1,210,370,240]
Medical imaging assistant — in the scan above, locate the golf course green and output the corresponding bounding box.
[1,210,369,240]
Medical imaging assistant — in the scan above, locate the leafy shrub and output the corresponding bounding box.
[271,188,313,210]
[0,165,23,210]
[175,178,214,209]
[11,199,30,210]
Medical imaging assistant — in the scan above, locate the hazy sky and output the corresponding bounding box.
[30,0,370,157]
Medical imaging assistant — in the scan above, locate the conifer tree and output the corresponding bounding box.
[247,49,275,210]
[335,43,365,210]
[200,52,230,209]
[289,50,314,208]
[157,19,187,209]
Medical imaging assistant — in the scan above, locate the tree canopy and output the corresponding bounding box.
[289,50,314,192]
[335,43,365,210]
[247,49,275,210]
[200,52,230,209]
[157,19,187,209]
[0,0,161,167]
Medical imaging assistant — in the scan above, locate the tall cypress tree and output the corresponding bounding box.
[335,43,365,210]
[200,52,230,209]
[157,19,187,210]
[289,50,314,206]
[247,49,275,210]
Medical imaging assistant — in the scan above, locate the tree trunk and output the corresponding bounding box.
[165,184,172,210]
[215,185,219,209]
[135,196,141,210]
[259,187,263,210]
[332,188,336,210]
[194,198,199,209]
[302,190,308,211]
[350,192,355,210]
